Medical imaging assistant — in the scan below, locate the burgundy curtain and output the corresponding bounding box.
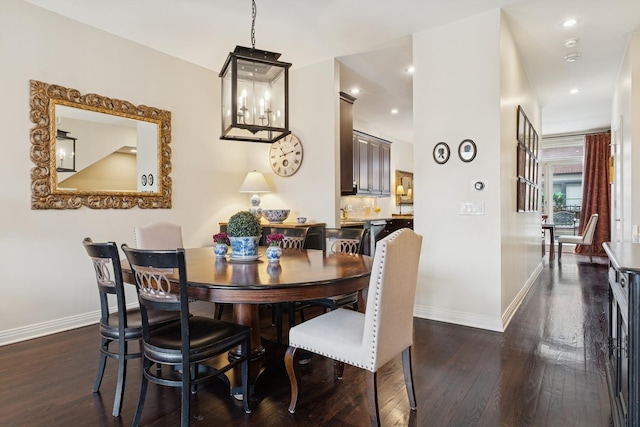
[575,132,610,257]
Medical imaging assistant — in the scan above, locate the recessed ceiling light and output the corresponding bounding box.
[390,109,399,114]
[564,52,581,62]
[564,38,579,48]
[562,18,577,27]
[406,66,415,74]
[351,87,360,95]
[570,88,580,94]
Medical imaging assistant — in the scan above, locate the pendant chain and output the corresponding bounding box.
[250,0,256,49]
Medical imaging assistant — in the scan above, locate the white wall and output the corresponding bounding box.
[0,0,351,345]
[499,12,543,321]
[612,30,640,243]
[412,9,541,331]
[0,0,245,344]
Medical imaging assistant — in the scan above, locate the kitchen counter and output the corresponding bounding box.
[340,215,413,225]
[340,216,414,255]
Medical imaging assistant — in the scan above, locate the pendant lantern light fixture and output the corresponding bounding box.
[219,0,291,143]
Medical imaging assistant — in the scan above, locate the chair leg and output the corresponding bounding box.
[112,340,128,416]
[285,346,299,414]
[275,304,283,344]
[215,303,224,320]
[132,361,149,427]
[93,339,108,392]
[241,337,251,414]
[558,242,563,260]
[182,362,191,426]
[288,303,296,329]
[589,244,593,263]
[402,347,417,410]
[298,304,306,323]
[366,370,381,427]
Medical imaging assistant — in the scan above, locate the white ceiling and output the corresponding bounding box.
[24,0,640,143]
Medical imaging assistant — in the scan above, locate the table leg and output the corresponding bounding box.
[549,227,555,260]
[232,303,264,358]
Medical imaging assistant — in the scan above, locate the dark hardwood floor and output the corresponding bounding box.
[0,253,612,426]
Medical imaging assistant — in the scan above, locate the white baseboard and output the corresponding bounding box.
[413,262,544,333]
[501,262,543,329]
[413,305,504,332]
[0,302,138,347]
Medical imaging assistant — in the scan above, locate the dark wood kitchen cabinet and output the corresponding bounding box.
[338,91,391,196]
[603,242,640,427]
[340,92,357,195]
[353,130,391,196]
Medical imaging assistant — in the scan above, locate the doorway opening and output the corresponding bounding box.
[540,136,584,245]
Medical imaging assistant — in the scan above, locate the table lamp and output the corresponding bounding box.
[396,184,405,214]
[240,171,271,217]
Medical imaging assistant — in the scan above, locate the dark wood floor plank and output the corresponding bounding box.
[0,254,614,426]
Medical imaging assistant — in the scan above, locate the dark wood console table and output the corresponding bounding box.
[220,221,326,250]
[603,242,640,426]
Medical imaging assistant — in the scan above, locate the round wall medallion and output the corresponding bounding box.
[433,142,450,165]
[458,139,477,162]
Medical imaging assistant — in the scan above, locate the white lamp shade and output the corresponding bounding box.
[396,184,405,195]
[240,171,271,193]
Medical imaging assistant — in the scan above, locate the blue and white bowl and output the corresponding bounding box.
[262,209,290,224]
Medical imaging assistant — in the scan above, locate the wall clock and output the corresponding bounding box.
[269,134,303,177]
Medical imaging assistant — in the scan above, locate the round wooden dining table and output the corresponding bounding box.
[123,247,373,358]
[188,247,372,355]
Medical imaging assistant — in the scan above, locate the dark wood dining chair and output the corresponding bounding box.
[270,227,309,343]
[304,227,366,313]
[285,229,423,426]
[82,238,180,417]
[121,245,252,426]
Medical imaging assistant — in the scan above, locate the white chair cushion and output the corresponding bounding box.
[288,308,371,369]
[557,235,584,244]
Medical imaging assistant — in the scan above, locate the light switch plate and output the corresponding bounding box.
[460,201,485,215]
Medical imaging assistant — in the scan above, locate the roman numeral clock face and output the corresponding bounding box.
[269,134,303,177]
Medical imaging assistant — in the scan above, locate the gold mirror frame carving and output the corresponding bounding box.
[29,80,172,209]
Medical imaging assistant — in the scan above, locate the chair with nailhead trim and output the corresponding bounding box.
[284,228,423,427]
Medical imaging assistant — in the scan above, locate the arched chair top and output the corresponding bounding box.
[134,221,184,250]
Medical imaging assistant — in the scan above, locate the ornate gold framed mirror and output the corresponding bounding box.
[395,170,414,205]
[29,80,172,209]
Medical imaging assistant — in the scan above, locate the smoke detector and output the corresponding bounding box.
[564,52,581,62]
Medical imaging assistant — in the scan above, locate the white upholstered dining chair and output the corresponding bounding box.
[558,213,599,263]
[284,228,423,427]
[134,221,183,250]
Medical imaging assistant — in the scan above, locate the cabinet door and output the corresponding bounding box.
[381,142,391,195]
[340,94,356,195]
[357,136,370,193]
[370,139,382,193]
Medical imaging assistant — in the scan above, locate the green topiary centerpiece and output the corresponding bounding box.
[227,210,262,258]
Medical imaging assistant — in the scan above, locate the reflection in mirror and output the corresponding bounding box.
[30,80,172,209]
[395,170,413,205]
